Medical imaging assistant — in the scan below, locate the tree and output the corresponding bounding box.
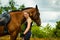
[31,23,56,38]
[18,4,25,10]
[9,0,25,11]
[31,23,43,38]
[0,1,3,14]
[31,22,46,38]
[9,0,17,11]
[0,7,3,14]
[54,21,60,37]
[0,0,25,13]
[42,24,55,38]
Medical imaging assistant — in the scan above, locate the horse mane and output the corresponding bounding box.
[21,7,33,11]
[10,7,34,12]
[10,10,20,12]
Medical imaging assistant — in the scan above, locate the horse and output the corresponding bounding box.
[0,5,41,40]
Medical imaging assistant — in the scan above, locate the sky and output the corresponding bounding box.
[0,0,60,27]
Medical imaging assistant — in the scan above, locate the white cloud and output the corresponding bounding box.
[0,0,9,7]
[15,0,36,7]
[40,11,60,27]
[40,11,60,23]
[46,0,60,8]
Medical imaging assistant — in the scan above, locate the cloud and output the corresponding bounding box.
[14,0,35,7]
[0,0,9,7]
[1,0,60,11]
[40,11,60,27]
[40,11,60,23]
[33,0,60,11]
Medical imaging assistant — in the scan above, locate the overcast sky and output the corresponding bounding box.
[0,0,60,27]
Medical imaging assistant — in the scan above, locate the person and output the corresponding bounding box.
[20,11,32,40]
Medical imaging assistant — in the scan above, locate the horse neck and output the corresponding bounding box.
[16,12,26,25]
[17,13,25,24]
[10,12,25,25]
[20,14,26,24]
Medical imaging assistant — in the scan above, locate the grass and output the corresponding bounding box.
[0,35,60,40]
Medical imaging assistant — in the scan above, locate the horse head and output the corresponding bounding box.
[22,5,41,26]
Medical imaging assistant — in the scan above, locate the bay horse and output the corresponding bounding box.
[0,5,41,40]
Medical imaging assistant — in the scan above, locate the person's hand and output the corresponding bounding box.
[20,33,25,38]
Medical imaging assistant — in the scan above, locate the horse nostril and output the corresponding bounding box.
[39,24,40,26]
[37,23,40,26]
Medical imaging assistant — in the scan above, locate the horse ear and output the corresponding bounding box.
[36,5,38,10]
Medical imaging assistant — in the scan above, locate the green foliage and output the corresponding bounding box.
[21,23,26,32]
[43,24,54,37]
[31,23,56,38]
[54,21,60,37]
[31,23,45,38]
[9,0,17,11]
[0,0,25,13]
[0,7,3,14]
[31,24,41,38]
[18,4,25,10]
[56,21,60,29]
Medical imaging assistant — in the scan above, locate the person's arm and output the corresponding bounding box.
[23,18,32,35]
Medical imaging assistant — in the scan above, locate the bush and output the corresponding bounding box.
[31,23,56,38]
[31,23,46,38]
[54,21,60,37]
